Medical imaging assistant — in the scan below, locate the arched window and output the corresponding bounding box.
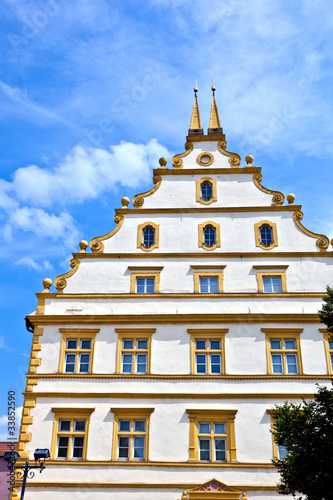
[142,226,155,248]
[201,181,213,201]
[203,225,216,247]
[260,225,273,247]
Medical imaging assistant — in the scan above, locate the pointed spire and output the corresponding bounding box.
[208,80,223,135]
[188,81,203,136]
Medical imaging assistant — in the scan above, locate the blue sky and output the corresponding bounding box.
[1,0,333,436]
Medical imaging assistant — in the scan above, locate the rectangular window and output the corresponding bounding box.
[116,328,155,374]
[199,277,219,293]
[188,329,227,375]
[267,410,288,460]
[51,408,94,460]
[111,408,154,461]
[257,272,287,293]
[130,272,161,293]
[193,271,223,293]
[59,329,99,374]
[263,329,303,375]
[321,329,333,374]
[187,410,237,462]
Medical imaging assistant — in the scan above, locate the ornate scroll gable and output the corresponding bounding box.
[89,214,125,253]
[217,140,241,167]
[293,211,330,252]
[252,172,285,206]
[172,141,194,168]
[54,258,80,293]
[186,479,247,500]
[132,174,162,208]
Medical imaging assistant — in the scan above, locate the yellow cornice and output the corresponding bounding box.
[25,375,330,382]
[26,312,322,326]
[185,134,225,142]
[253,265,289,269]
[153,167,260,175]
[70,250,333,259]
[114,205,302,215]
[34,292,324,300]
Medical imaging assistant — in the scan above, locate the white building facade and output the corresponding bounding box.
[15,90,333,500]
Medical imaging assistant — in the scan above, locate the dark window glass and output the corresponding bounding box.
[203,226,216,247]
[260,225,273,246]
[201,182,213,201]
[142,227,155,247]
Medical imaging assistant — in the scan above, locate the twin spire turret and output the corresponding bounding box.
[188,82,223,137]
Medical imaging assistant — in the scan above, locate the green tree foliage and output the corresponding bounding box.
[271,384,333,500]
[318,285,333,336]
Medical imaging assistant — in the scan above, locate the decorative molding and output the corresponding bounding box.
[89,214,125,253]
[197,152,214,166]
[154,167,260,176]
[137,221,160,252]
[191,265,226,270]
[252,265,289,270]
[54,258,80,293]
[17,394,37,462]
[252,173,285,205]
[196,177,217,205]
[198,221,221,251]
[24,376,329,383]
[132,175,162,208]
[172,141,194,168]
[115,205,300,215]
[128,266,164,271]
[293,210,329,252]
[254,220,278,250]
[217,140,241,167]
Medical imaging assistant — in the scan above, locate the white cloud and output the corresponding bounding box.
[14,257,53,271]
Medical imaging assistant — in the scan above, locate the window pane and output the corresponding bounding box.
[272,277,282,293]
[136,278,145,293]
[57,436,69,458]
[134,436,145,459]
[67,339,77,349]
[74,420,85,432]
[272,354,283,373]
[278,445,288,459]
[59,420,71,431]
[118,436,129,458]
[79,353,90,372]
[260,225,273,246]
[81,339,91,349]
[203,226,216,247]
[210,354,221,374]
[195,340,206,350]
[285,339,296,350]
[331,353,333,369]
[214,423,226,434]
[134,420,145,432]
[199,277,209,293]
[286,354,298,374]
[210,340,220,350]
[119,420,130,432]
[137,339,148,349]
[208,277,218,293]
[270,339,281,350]
[136,353,147,373]
[199,439,210,460]
[196,354,207,373]
[198,422,210,434]
[146,278,155,293]
[65,354,76,373]
[329,340,333,350]
[122,354,133,373]
[201,182,213,201]
[215,438,226,461]
[73,436,84,458]
[263,277,273,293]
[123,339,134,349]
[143,227,155,247]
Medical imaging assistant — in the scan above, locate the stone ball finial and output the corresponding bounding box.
[79,240,88,252]
[331,238,333,247]
[121,196,130,208]
[181,491,187,500]
[286,193,296,205]
[42,278,52,292]
[245,154,254,166]
[159,157,167,168]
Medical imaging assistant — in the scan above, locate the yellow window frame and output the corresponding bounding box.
[51,407,95,460]
[130,272,161,293]
[187,329,228,375]
[59,328,99,374]
[257,272,287,293]
[198,221,221,251]
[196,177,217,205]
[266,410,288,460]
[320,329,333,375]
[186,409,237,462]
[115,328,156,374]
[193,271,224,294]
[111,407,154,461]
[254,220,278,250]
[262,328,303,375]
[137,221,160,252]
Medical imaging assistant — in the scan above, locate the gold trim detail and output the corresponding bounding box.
[256,272,287,293]
[293,211,329,252]
[196,177,217,205]
[267,412,281,461]
[17,394,37,463]
[217,141,241,167]
[22,390,320,397]
[187,329,228,375]
[252,173,285,205]
[254,220,278,250]
[191,265,226,270]
[172,141,194,168]
[188,479,242,500]
[186,409,237,462]
[198,221,221,251]
[115,329,155,374]
[197,152,214,166]
[115,205,300,215]
[59,329,99,374]
[54,258,80,293]
[263,328,303,375]
[193,272,224,293]
[132,175,162,208]
[130,272,161,293]
[89,214,125,253]
[253,265,288,270]
[320,329,333,375]
[128,266,164,271]
[111,408,154,461]
[137,221,160,252]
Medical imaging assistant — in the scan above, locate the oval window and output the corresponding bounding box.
[142,226,155,248]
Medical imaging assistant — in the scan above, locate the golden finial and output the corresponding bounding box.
[286,193,295,205]
[42,278,52,292]
[159,157,167,168]
[211,78,216,95]
[245,154,254,166]
[121,196,130,208]
[194,80,198,96]
[79,240,88,253]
